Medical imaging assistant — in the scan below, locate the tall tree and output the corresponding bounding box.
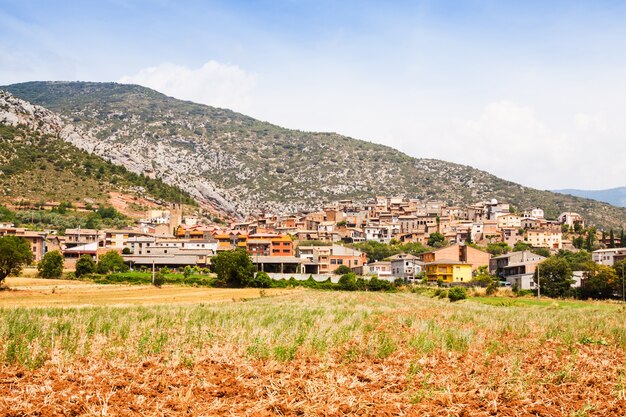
[621,229,626,248]
[427,232,446,248]
[0,236,33,284]
[38,250,64,278]
[212,249,255,287]
[580,263,617,300]
[534,257,574,298]
[96,250,128,274]
[613,260,626,301]
[609,228,615,248]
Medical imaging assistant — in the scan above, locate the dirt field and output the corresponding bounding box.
[0,277,292,307]
[1,289,625,416]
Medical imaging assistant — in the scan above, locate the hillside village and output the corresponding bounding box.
[3,195,625,291]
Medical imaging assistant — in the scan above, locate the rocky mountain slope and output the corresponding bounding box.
[3,81,626,228]
[0,90,195,210]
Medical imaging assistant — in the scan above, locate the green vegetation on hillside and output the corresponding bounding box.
[0,123,195,206]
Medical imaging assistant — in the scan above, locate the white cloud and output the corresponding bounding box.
[118,61,257,112]
[575,112,609,133]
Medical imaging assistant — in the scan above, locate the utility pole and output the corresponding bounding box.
[537,263,540,298]
[622,263,625,304]
[622,263,626,303]
[152,260,155,286]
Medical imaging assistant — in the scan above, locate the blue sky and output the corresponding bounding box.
[1,0,625,190]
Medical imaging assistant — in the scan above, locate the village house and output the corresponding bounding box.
[524,229,562,249]
[592,248,626,267]
[420,244,491,271]
[389,253,424,281]
[363,261,392,279]
[490,250,546,289]
[0,224,47,261]
[425,260,472,283]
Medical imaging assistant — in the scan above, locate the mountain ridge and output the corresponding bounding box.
[554,187,626,208]
[3,81,626,229]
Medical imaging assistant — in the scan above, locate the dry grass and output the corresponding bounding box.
[0,289,625,416]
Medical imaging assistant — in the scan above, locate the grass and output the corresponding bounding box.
[0,287,624,415]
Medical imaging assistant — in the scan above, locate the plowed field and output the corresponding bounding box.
[1,286,624,416]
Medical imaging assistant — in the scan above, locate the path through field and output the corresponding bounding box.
[0,277,290,307]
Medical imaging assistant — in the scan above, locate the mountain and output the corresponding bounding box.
[0,90,195,215]
[554,187,626,208]
[3,81,626,229]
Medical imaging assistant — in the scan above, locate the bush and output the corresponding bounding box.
[334,265,352,275]
[249,271,272,288]
[448,287,467,302]
[338,273,358,291]
[75,254,96,277]
[433,288,448,299]
[153,268,166,287]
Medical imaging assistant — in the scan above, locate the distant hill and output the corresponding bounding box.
[0,90,195,211]
[554,187,626,208]
[3,81,626,229]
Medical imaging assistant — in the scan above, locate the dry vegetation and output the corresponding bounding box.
[1,286,625,416]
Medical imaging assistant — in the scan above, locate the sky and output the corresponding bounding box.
[1,0,625,191]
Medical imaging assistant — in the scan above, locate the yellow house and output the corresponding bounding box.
[425,260,472,283]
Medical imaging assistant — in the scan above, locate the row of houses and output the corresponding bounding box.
[236,197,586,251]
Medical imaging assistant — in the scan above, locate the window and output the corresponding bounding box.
[330,259,337,265]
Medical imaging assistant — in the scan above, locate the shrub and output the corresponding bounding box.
[334,265,352,275]
[75,254,96,277]
[448,287,467,302]
[249,271,272,288]
[338,273,358,291]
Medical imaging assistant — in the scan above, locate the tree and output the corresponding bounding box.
[465,232,473,245]
[427,232,446,248]
[350,241,398,262]
[471,265,497,294]
[555,249,591,271]
[37,250,63,279]
[212,249,255,287]
[574,222,584,234]
[584,227,597,251]
[96,250,128,274]
[0,236,33,284]
[620,229,625,248]
[531,247,551,258]
[513,241,532,252]
[561,223,570,234]
[580,263,617,300]
[75,254,96,277]
[613,260,626,300]
[486,242,510,256]
[183,265,193,279]
[397,242,429,256]
[534,257,574,298]
[609,228,616,248]
[334,265,352,275]
[122,247,132,255]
